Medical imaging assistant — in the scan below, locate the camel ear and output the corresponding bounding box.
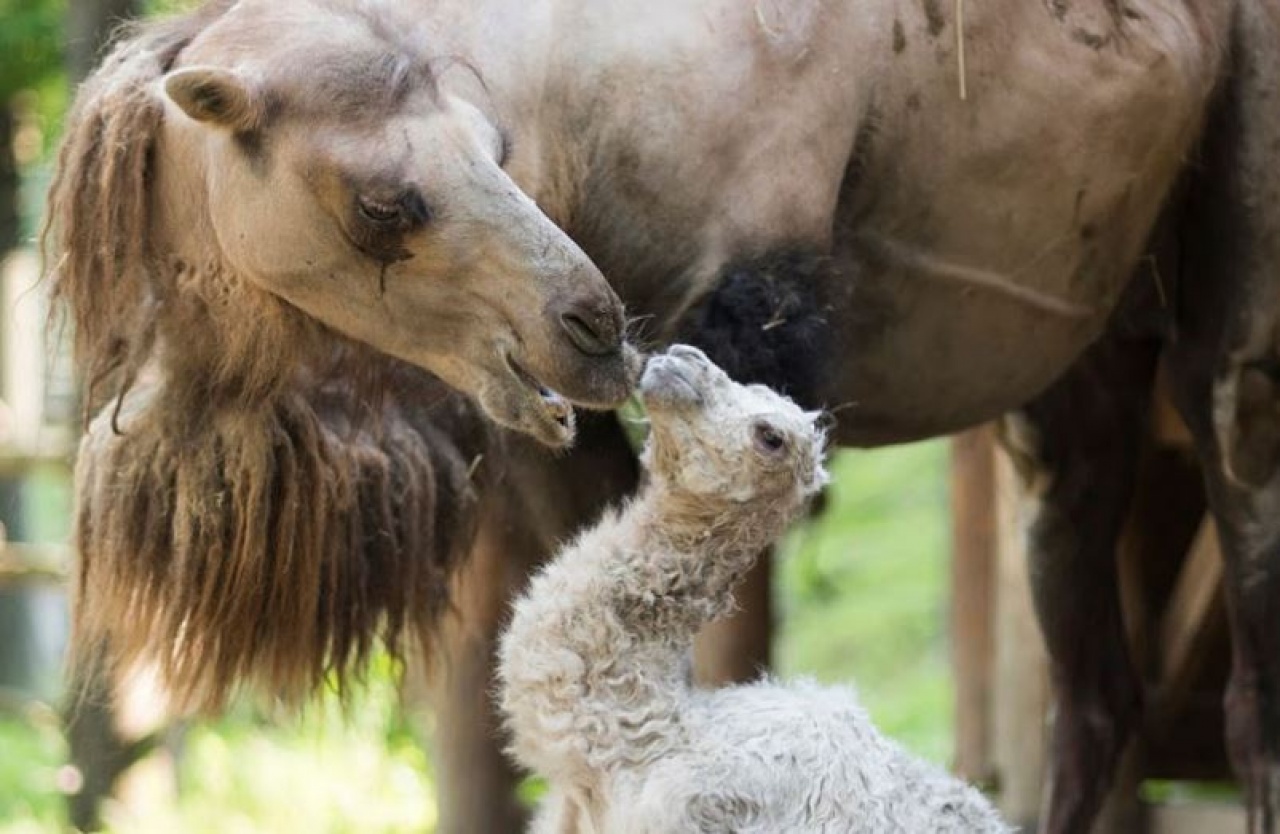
[165,67,262,132]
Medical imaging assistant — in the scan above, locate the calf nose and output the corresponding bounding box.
[559,298,623,357]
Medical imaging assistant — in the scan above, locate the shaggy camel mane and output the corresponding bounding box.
[46,1,483,710]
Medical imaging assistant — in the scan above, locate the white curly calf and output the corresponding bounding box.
[498,345,1007,833]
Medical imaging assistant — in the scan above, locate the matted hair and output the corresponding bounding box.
[73,372,484,710]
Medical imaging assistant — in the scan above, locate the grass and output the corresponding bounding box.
[0,704,65,832]
[99,681,439,834]
[0,442,954,831]
[778,442,952,762]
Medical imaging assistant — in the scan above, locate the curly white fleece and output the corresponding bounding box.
[497,346,1008,833]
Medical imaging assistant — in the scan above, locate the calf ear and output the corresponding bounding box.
[164,67,263,132]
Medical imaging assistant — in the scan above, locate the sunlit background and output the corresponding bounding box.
[0,2,953,831]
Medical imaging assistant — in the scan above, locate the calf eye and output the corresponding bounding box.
[752,422,787,455]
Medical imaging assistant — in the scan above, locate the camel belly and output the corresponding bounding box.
[817,0,1226,445]
[820,240,1109,446]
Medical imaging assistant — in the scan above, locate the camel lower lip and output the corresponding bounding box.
[507,355,575,432]
[539,388,572,428]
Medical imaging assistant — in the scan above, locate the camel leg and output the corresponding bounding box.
[1005,313,1161,834]
[1169,317,1280,833]
[1165,4,1280,827]
[692,549,773,686]
[428,509,529,834]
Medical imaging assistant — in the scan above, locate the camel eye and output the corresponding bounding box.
[752,422,787,456]
[357,195,404,225]
[354,189,428,231]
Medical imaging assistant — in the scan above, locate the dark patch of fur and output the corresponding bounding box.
[922,0,946,37]
[843,104,882,197]
[893,19,907,54]
[677,250,832,410]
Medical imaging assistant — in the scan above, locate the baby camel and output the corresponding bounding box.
[498,345,1007,833]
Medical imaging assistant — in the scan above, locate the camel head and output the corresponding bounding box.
[639,345,828,504]
[151,1,635,446]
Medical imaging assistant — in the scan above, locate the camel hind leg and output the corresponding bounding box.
[1167,2,1280,828]
[1003,288,1163,834]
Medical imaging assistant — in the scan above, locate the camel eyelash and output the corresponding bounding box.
[353,189,431,232]
[498,130,513,168]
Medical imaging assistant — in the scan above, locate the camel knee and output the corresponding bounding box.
[1056,687,1140,765]
[1213,354,1280,491]
[1043,695,1139,834]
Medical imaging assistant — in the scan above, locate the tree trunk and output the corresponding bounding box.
[0,104,17,254]
[67,0,140,84]
[0,74,33,696]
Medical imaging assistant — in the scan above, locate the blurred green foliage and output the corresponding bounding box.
[0,0,63,101]
[0,704,65,832]
[778,443,953,762]
[1,661,441,833]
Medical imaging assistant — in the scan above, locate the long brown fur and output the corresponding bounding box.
[46,3,487,710]
[74,370,484,710]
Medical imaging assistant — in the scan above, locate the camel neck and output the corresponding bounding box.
[588,484,797,664]
[634,485,795,575]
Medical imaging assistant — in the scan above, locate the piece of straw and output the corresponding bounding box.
[956,0,968,100]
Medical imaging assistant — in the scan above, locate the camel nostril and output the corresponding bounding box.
[560,310,621,357]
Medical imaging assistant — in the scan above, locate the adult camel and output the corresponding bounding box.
[47,1,1278,832]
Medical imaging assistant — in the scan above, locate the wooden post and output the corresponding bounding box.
[950,426,996,784]
[1156,518,1225,719]
[990,442,1051,829]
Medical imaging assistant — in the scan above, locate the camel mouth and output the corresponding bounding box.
[504,353,577,446]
